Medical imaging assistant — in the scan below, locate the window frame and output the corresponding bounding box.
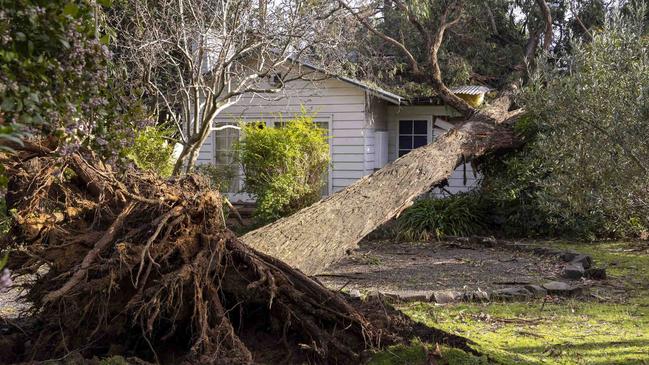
[396,117,433,158]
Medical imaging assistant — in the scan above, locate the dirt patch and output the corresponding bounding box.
[317,240,565,297]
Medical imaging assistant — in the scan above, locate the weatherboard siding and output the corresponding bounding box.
[384,106,479,196]
[365,98,389,172]
[196,77,370,196]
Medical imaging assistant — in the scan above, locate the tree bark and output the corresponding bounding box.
[241,104,521,275]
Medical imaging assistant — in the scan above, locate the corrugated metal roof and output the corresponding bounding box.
[450,85,494,95]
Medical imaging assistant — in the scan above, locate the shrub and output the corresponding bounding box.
[396,192,487,241]
[195,164,238,192]
[480,8,649,239]
[237,113,330,224]
[123,126,175,178]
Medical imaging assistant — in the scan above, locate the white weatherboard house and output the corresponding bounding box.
[196,66,487,203]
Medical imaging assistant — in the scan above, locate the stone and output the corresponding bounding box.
[490,287,532,300]
[542,281,571,292]
[585,267,607,280]
[562,262,585,280]
[380,292,402,301]
[431,290,463,304]
[469,290,490,302]
[570,254,593,269]
[524,285,548,297]
[397,291,431,302]
[349,289,362,298]
[559,250,580,262]
[542,281,583,295]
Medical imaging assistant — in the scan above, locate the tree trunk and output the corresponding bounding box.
[241,106,522,275]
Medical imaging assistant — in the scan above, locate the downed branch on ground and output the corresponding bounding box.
[0,141,474,364]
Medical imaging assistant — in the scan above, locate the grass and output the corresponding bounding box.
[370,241,649,365]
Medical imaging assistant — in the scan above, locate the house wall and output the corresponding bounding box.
[196,78,371,197]
[364,97,389,173]
[385,105,481,196]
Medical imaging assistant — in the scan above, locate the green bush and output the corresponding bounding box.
[123,126,175,178]
[396,192,487,241]
[237,113,330,224]
[195,164,238,192]
[479,8,649,240]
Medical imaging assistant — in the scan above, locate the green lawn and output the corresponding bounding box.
[370,241,649,365]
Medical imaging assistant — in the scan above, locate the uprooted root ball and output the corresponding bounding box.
[1,142,478,364]
[1,143,380,364]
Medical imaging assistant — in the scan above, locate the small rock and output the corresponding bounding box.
[490,287,532,300]
[468,290,490,302]
[559,250,580,262]
[533,247,561,256]
[380,292,401,301]
[397,291,431,302]
[349,289,362,298]
[570,254,593,269]
[431,290,463,304]
[585,267,607,280]
[563,262,585,279]
[542,281,583,295]
[524,285,548,297]
[542,281,571,291]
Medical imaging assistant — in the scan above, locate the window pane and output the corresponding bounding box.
[214,126,241,193]
[399,120,413,134]
[398,150,409,157]
[399,136,412,149]
[413,120,427,134]
[413,136,427,148]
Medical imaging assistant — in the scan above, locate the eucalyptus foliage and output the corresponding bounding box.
[484,8,649,238]
[237,114,330,224]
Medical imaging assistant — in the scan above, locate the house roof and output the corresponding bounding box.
[449,85,494,95]
[295,60,405,105]
[291,57,492,105]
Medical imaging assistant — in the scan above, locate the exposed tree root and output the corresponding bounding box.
[0,142,475,364]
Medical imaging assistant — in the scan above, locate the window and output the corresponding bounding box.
[398,120,428,157]
[213,123,241,193]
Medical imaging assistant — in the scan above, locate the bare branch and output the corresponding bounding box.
[536,0,553,52]
[338,0,421,74]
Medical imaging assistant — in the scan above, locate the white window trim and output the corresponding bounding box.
[396,116,433,157]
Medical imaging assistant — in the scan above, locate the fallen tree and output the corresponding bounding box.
[242,0,553,275]
[242,104,522,275]
[0,142,473,364]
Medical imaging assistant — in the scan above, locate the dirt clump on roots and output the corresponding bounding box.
[0,142,475,364]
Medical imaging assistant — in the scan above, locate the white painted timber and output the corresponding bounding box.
[196,76,369,197]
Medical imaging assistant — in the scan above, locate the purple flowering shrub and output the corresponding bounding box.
[0,0,150,162]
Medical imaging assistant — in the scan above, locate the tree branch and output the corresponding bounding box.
[338,0,421,74]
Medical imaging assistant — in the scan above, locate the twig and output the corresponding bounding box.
[224,198,246,226]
